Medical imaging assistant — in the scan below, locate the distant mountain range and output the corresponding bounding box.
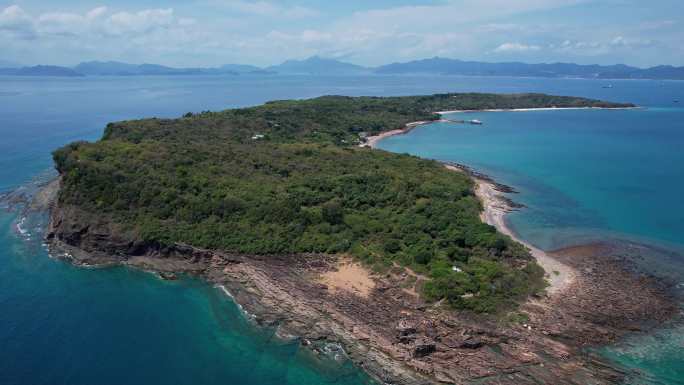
[73,61,265,76]
[1,56,683,80]
[374,57,684,79]
[266,56,370,75]
[0,65,83,77]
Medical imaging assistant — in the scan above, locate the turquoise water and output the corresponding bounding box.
[379,107,684,254]
[1,74,683,384]
[378,90,684,383]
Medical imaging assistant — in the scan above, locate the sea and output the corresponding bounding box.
[0,74,682,384]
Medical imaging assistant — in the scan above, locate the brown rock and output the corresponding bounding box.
[413,338,436,357]
[397,319,417,336]
[459,337,483,349]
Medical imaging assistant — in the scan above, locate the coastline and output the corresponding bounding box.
[361,120,433,148]
[445,164,577,293]
[36,104,679,385]
[363,106,641,149]
[364,112,680,380]
[435,106,642,114]
[41,176,679,385]
[365,115,577,293]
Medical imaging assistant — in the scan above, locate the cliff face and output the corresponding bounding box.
[47,200,222,269]
[47,202,133,264]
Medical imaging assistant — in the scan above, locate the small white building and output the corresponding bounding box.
[251,134,265,140]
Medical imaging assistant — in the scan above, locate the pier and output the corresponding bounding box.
[442,119,483,125]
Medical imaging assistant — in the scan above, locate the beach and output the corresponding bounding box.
[366,115,577,294]
[364,107,639,149]
[361,120,432,148]
[446,164,577,293]
[435,106,641,114]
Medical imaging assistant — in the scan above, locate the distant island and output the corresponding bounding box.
[3,56,684,80]
[39,93,680,384]
[0,65,84,77]
[72,61,267,76]
[374,57,684,79]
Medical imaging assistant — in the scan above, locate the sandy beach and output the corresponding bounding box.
[361,108,624,149]
[459,166,577,294]
[435,106,641,114]
[366,119,577,294]
[360,120,432,148]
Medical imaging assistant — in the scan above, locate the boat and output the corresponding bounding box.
[602,84,613,89]
[468,119,483,125]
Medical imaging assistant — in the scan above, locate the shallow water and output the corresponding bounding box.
[379,108,684,253]
[1,74,683,384]
[377,85,684,384]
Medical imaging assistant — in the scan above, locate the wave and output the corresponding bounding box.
[1,168,57,211]
[15,216,28,236]
[216,284,257,320]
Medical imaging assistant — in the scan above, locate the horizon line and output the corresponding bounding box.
[3,56,683,71]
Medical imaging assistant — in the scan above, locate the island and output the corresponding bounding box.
[44,93,675,384]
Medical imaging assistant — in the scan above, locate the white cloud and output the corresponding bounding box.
[0,6,188,39]
[0,5,195,39]
[0,5,208,65]
[86,7,109,20]
[0,5,30,28]
[1,1,678,68]
[480,23,525,33]
[493,42,541,53]
[214,0,589,65]
[0,1,588,66]
[638,20,676,31]
[0,5,35,38]
[551,36,656,56]
[336,0,585,32]
[218,1,319,19]
[610,36,653,48]
[281,0,585,64]
[38,12,95,36]
[105,9,175,36]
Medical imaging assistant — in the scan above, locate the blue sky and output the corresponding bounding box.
[1,0,682,67]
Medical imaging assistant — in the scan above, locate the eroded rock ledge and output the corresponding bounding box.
[46,201,678,385]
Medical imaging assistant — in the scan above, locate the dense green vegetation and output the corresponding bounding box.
[54,93,628,312]
[99,93,632,146]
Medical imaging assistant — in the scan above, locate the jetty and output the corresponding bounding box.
[442,118,484,125]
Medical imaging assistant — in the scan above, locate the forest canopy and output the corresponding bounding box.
[53,93,631,311]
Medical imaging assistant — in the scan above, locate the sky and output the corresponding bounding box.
[0,0,682,68]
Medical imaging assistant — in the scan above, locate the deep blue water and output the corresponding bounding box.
[1,74,682,384]
[0,218,370,385]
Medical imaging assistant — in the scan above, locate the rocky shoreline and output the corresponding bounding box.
[41,173,681,385]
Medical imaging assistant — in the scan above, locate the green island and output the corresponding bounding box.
[52,93,632,313]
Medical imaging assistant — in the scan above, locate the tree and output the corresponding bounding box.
[322,200,344,225]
